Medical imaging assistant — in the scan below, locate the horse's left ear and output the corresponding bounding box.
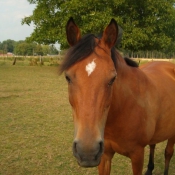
[101,19,118,49]
[66,17,81,46]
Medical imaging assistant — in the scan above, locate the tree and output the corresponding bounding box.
[14,40,58,56]
[22,0,175,51]
[0,42,3,54]
[49,45,58,55]
[14,41,36,56]
[0,42,2,50]
[0,39,16,53]
[42,45,50,55]
[34,44,43,55]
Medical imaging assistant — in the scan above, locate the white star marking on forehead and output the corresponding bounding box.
[85,59,96,76]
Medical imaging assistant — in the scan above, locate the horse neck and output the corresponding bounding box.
[111,55,148,111]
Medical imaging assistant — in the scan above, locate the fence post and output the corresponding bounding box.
[40,55,42,64]
[12,57,17,65]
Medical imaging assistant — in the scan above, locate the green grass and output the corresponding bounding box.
[0,65,175,174]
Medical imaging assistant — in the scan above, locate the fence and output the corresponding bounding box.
[0,55,63,66]
[1,52,175,66]
[123,50,175,59]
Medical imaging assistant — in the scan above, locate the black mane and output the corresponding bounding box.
[124,57,139,67]
[59,34,137,73]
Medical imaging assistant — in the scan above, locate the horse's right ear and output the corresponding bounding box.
[66,17,81,46]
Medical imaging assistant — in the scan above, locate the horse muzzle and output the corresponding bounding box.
[72,140,104,167]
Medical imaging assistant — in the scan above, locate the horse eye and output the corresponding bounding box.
[108,76,116,86]
[65,75,71,83]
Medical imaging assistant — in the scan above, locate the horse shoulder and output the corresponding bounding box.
[140,61,175,144]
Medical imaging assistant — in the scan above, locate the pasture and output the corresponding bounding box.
[0,64,175,174]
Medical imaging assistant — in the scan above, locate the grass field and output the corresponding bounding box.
[0,64,175,175]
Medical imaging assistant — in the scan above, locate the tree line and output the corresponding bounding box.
[0,39,59,56]
[22,0,175,55]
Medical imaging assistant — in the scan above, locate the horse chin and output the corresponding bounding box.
[77,158,101,168]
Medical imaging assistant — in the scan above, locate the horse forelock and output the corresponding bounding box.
[59,34,118,74]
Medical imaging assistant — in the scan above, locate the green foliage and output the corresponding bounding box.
[49,45,58,55]
[22,0,175,51]
[0,50,4,54]
[0,39,58,56]
[14,41,36,56]
[14,41,58,56]
[0,39,16,53]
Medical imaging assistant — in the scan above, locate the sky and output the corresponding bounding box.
[0,0,35,42]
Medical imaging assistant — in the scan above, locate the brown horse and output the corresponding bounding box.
[60,18,175,175]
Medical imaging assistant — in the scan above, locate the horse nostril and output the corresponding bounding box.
[99,141,104,151]
[95,141,104,160]
[73,141,82,161]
